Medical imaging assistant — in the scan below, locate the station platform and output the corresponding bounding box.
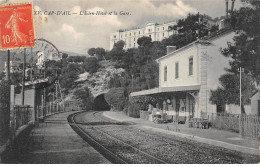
[16,111,111,164]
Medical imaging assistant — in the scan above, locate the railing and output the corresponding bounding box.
[14,105,33,130]
[37,102,64,120]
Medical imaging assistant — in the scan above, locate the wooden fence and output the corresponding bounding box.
[210,113,260,139]
[210,113,240,133]
[240,115,260,139]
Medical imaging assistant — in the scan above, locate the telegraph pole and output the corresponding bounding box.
[21,48,26,105]
[238,67,244,114]
[6,50,10,81]
[30,47,33,81]
[43,61,46,116]
[131,74,134,92]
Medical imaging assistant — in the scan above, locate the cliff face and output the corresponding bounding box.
[65,60,125,101]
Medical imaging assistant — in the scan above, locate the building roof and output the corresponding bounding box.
[130,85,200,97]
[156,27,233,62]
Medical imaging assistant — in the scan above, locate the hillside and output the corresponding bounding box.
[63,60,125,101]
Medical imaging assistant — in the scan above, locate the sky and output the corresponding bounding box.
[0,0,245,54]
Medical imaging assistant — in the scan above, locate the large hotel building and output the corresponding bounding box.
[110,22,177,50]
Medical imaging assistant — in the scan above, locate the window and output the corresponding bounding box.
[189,57,193,75]
[163,27,165,30]
[175,62,179,79]
[114,35,116,38]
[164,66,167,81]
[158,28,159,31]
[149,35,151,38]
[148,29,151,32]
[130,33,131,36]
[139,31,140,35]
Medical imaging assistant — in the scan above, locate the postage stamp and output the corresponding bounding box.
[0,4,35,50]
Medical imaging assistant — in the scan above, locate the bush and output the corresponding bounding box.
[82,57,99,73]
[127,103,140,118]
[104,87,127,111]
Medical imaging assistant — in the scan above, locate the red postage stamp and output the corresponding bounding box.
[0,4,35,50]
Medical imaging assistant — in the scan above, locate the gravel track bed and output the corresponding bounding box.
[74,111,259,164]
[77,125,166,163]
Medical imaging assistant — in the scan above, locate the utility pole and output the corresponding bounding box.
[30,47,33,81]
[21,48,26,105]
[238,67,244,114]
[131,74,134,92]
[226,0,229,19]
[43,61,46,116]
[6,50,10,81]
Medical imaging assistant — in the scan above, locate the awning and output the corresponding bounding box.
[160,85,200,93]
[130,88,160,97]
[130,85,200,97]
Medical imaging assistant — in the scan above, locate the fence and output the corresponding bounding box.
[240,115,260,139]
[36,102,64,119]
[210,113,260,139]
[210,113,240,133]
[14,105,33,130]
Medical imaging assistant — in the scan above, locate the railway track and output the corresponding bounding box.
[67,111,168,164]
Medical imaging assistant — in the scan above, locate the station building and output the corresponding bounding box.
[130,28,259,122]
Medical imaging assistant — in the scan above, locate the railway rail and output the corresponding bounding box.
[67,111,168,164]
[68,111,259,164]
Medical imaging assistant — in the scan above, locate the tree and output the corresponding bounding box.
[137,36,152,47]
[210,1,259,114]
[62,53,68,59]
[82,57,99,73]
[60,63,82,90]
[73,87,94,110]
[104,87,128,111]
[88,48,96,56]
[163,13,218,49]
[222,3,260,83]
[109,40,126,61]
[95,47,106,60]
[210,73,256,114]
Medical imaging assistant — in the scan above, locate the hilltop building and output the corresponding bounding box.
[110,15,226,50]
[110,21,177,50]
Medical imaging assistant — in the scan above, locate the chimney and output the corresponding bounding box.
[167,46,176,54]
[226,0,229,18]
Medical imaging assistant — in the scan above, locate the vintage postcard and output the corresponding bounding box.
[0,0,259,164]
